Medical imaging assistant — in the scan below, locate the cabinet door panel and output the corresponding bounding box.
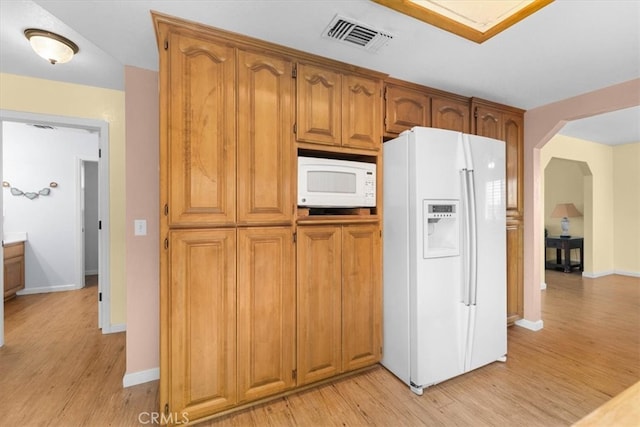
[296,63,341,146]
[4,253,25,299]
[238,51,294,225]
[167,33,236,226]
[474,106,502,140]
[342,224,382,371]
[297,226,342,385]
[504,113,524,216]
[385,85,431,135]
[237,227,296,402]
[432,96,470,133]
[168,229,237,418]
[506,220,524,324]
[342,74,382,150]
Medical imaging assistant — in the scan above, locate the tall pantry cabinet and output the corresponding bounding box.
[155,13,383,424]
[156,17,295,420]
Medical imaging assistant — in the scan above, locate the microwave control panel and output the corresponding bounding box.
[365,171,376,203]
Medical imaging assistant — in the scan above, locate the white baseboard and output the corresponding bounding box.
[103,323,126,334]
[540,281,547,290]
[613,269,640,278]
[84,269,99,275]
[515,318,544,331]
[582,270,614,278]
[123,367,160,387]
[17,284,81,295]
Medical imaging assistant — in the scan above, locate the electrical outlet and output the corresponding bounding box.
[134,219,147,236]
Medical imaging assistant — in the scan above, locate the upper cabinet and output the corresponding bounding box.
[296,62,382,152]
[383,79,471,137]
[164,31,237,227]
[384,82,431,136]
[431,93,470,133]
[237,49,294,226]
[471,98,525,217]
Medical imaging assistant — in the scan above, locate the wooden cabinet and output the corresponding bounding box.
[296,226,342,385]
[472,98,525,324]
[383,79,470,137]
[167,229,237,418]
[341,225,382,371]
[164,31,237,228]
[384,82,431,136]
[297,224,381,385]
[506,220,524,325]
[431,94,470,133]
[4,241,25,301]
[237,50,294,225]
[296,62,382,151]
[237,227,296,402]
[472,98,524,217]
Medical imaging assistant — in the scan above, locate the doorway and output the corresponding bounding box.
[0,110,111,346]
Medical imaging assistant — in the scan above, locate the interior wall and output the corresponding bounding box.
[84,161,99,275]
[124,66,160,380]
[0,72,126,326]
[544,158,585,237]
[612,143,640,274]
[2,122,98,290]
[522,78,640,325]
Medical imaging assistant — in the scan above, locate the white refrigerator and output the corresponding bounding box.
[382,127,507,395]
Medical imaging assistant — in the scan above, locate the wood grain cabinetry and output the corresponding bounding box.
[297,62,382,152]
[237,50,294,225]
[164,31,236,228]
[237,227,296,402]
[4,242,25,301]
[383,79,470,136]
[431,94,470,133]
[297,224,381,385]
[156,14,381,424]
[472,98,525,324]
[384,81,431,136]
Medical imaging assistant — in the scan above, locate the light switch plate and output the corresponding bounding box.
[134,219,147,236]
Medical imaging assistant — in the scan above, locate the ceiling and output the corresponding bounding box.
[1,0,638,145]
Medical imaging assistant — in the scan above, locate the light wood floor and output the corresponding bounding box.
[1,271,638,426]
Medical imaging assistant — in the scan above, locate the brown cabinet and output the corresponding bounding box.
[296,62,382,151]
[506,220,524,325]
[164,31,237,228]
[4,241,25,301]
[384,82,431,136]
[472,98,525,324]
[167,229,237,418]
[297,224,382,385]
[237,50,294,225]
[431,94,470,133]
[472,99,524,217]
[383,79,470,136]
[237,227,296,402]
[157,17,296,423]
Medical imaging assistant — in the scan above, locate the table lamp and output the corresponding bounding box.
[550,203,582,238]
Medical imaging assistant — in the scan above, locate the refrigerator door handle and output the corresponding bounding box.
[466,170,478,306]
[461,169,472,306]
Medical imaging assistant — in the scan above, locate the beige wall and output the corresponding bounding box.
[544,158,586,238]
[613,143,640,274]
[541,135,615,274]
[124,66,159,375]
[0,72,126,326]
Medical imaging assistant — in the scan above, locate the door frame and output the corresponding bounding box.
[0,110,111,346]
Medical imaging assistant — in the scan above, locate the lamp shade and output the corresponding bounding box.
[550,203,582,218]
[24,29,79,64]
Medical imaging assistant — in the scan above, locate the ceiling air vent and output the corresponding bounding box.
[322,15,394,53]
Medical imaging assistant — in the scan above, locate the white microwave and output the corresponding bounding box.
[297,156,376,208]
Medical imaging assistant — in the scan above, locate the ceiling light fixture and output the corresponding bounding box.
[24,28,79,64]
